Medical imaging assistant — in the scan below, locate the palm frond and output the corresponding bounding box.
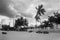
[35,14,40,21]
[38,4,43,9]
[41,8,46,15]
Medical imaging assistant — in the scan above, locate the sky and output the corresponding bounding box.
[0,0,60,25]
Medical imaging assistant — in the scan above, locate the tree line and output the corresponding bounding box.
[35,4,60,29]
[1,4,60,31]
[2,17,28,31]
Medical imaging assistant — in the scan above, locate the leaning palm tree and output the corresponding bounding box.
[35,4,46,26]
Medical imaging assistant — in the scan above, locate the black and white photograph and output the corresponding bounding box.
[0,0,60,40]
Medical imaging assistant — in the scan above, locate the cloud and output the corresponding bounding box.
[25,4,37,18]
[1,0,60,25]
[43,0,60,11]
[11,0,60,24]
[0,0,17,18]
[11,0,46,18]
[1,0,60,18]
[11,0,34,18]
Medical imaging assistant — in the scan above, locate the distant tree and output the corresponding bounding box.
[38,20,54,29]
[23,19,28,26]
[48,11,60,29]
[14,17,28,30]
[48,16,56,23]
[54,11,60,28]
[35,4,46,25]
[43,20,54,29]
[53,11,60,18]
[2,25,10,31]
[48,16,57,28]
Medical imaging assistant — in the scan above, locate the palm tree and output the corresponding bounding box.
[35,4,46,26]
[35,4,45,15]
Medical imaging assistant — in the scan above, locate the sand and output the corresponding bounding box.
[0,30,60,40]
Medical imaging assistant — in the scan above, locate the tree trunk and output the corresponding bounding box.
[35,20,37,28]
[40,19,42,25]
[56,24,58,29]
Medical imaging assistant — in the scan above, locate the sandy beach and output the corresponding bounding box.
[0,30,60,40]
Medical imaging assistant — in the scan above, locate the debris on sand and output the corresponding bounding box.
[36,31,42,34]
[28,30,33,33]
[36,31,49,34]
[2,32,7,34]
[43,31,49,34]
